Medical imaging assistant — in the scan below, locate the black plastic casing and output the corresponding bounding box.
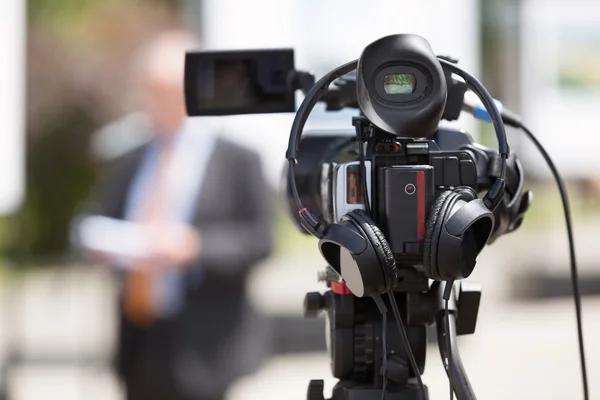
[356,34,447,138]
[184,49,296,116]
[281,128,482,243]
[377,166,434,258]
[369,133,479,267]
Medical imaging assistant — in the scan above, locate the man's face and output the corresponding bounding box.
[138,76,187,138]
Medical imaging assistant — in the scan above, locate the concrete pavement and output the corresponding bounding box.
[1,224,599,400]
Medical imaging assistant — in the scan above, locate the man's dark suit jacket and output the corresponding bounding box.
[85,136,273,400]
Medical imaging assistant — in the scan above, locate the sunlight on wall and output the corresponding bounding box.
[0,1,25,214]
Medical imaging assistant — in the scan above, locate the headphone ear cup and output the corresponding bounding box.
[345,210,397,293]
[424,191,495,281]
[442,198,495,278]
[423,190,456,280]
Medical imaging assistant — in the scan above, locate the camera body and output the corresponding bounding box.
[305,133,479,267]
[285,121,515,293]
[184,34,528,290]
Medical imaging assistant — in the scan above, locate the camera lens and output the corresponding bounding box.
[383,73,415,95]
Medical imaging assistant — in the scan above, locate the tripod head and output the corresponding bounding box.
[304,270,480,400]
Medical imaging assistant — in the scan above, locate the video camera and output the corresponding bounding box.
[184,34,535,400]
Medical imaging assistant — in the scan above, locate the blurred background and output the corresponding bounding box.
[1,0,600,399]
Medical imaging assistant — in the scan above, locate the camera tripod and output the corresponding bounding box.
[304,271,480,400]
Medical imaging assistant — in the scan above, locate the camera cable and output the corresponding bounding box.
[445,299,453,400]
[386,290,426,400]
[358,135,372,216]
[438,58,508,211]
[381,310,388,400]
[517,122,589,400]
[464,98,589,400]
[442,281,455,400]
[371,295,389,400]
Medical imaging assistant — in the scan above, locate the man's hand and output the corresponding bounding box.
[85,249,118,265]
[144,223,202,267]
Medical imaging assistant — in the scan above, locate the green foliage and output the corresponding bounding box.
[3,109,98,261]
[27,0,180,39]
[28,0,114,37]
[0,94,100,261]
[28,0,180,20]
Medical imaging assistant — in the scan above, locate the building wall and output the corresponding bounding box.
[186,0,481,187]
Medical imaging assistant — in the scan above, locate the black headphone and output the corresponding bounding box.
[285,59,509,298]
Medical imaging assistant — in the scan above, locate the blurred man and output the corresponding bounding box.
[72,30,273,400]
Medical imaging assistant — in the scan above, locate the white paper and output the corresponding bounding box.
[77,215,150,267]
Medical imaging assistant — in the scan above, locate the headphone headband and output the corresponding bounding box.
[286,58,508,234]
